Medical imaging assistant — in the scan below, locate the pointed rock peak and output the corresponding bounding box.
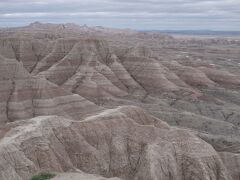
[29,21,43,27]
[65,23,81,28]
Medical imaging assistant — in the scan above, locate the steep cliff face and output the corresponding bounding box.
[0,38,52,72]
[0,23,240,180]
[0,55,101,123]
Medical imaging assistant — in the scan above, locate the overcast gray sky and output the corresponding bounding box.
[0,0,239,30]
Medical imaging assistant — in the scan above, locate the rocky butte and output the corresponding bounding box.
[0,22,240,180]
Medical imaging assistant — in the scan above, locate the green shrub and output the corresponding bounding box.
[30,172,56,180]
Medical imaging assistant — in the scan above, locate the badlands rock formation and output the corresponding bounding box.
[0,22,240,179]
[0,55,101,123]
[0,107,232,180]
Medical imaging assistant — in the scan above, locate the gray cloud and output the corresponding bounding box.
[0,0,239,30]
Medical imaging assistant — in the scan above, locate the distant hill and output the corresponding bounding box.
[142,30,240,36]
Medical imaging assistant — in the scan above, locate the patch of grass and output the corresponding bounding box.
[30,172,56,180]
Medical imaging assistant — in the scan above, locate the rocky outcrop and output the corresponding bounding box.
[37,40,128,102]
[32,38,78,74]
[220,152,240,180]
[0,55,101,123]
[0,37,51,72]
[198,67,240,87]
[162,61,216,88]
[0,23,240,180]
[0,106,232,180]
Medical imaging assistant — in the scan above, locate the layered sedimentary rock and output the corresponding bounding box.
[36,39,129,102]
[32,38,78,74]
[0,106,232,180]
[0,55,101,123]
[0,37,51,72]
[0,22,240,180]
[198,67,240,87]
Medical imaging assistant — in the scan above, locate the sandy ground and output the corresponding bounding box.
[52,172,121,180]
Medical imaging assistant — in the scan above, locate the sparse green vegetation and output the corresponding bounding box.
[30,172,56,180]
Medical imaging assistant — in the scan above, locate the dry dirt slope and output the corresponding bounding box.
[0,22,240,180]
